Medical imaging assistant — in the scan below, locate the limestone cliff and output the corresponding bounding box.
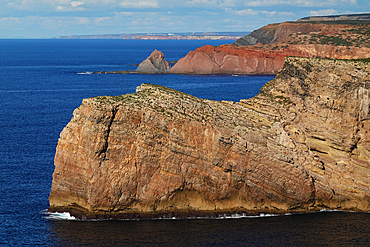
[136,49,170,73]
[49,57,370,219]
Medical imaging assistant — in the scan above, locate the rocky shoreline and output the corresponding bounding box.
[48,207,331,221]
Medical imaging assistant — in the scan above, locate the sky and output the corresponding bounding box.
[0,0,369,38]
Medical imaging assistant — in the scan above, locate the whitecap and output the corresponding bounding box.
[41,210,76,220]
[212,212,281,220]
[77,71,93,75]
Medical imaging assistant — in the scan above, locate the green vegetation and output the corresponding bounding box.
[345,58,370,63]
[304,20,370,26]
[318,35,353,46]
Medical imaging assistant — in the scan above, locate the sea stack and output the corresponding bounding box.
[136,49,171,73]
[49,57,370,219]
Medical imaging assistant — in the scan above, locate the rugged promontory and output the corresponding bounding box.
[170,15,370,75]
[49,57,370,219]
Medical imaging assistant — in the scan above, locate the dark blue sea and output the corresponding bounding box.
[1,39,369,246]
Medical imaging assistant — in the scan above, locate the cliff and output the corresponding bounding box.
[136,49,170,73]
[170,18,370,75]
[234,18,370,47]
[298,13,370,22]
[169,44,370,75]
[233,22,322,46]
[49,57,370,219]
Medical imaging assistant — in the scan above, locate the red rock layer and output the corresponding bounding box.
[169,44,370,75]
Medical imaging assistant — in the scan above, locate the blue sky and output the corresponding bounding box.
[1,0,369,38]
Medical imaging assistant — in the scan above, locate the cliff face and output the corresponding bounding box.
[169,19,370,75]
[235,19,370,47]
[234,22,321,46]
[136,49,170,73]
[169,44,370,75]
[169,45,285,75]
[49,58,370,219]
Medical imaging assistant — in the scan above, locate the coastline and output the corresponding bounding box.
[47,206,343,221]
[91,70,278,76]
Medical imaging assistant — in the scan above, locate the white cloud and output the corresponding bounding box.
[245,0,358,7]
[94,17,111,24]
[75,17,90,24]
[234,9,258,15]
[114,11,135,17]
[71,1,84,7]
[186,0,216,6]
[310,9,338,16]
[0,0,367,38]
[185,0,237,7]
[0,16,20,24]
[3,0,361,12]
[245,0,289,7]
[119,0,158,8]
[278,11,296,16]
[4,0,159,12]
[262,11,276,16]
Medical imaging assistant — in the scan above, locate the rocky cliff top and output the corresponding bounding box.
[49,57,370,219]
[234,15,370,47]
[298,13,370,22]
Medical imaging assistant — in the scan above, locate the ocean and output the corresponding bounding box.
[0,39,369,246]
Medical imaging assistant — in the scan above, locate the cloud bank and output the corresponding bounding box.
[0,0,367,38]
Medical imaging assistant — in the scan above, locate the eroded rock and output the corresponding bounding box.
[49,58,370,219]
[136,49,171,73]
[169,44,370,75]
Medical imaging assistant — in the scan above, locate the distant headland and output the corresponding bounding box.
[59,32,249,40]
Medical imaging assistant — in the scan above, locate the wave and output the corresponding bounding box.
[77,71,94,75]
[319,208,355,213]
[41,210,76,220]
[40,209,367,221]
[213,212,284,220]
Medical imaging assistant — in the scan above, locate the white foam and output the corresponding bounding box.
[319,208,354,213]
[77,71,93,75]
[42,210,76,220]
[41,209,361,221]
[191,212,282,220]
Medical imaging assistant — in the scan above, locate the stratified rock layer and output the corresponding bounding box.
[169,44,370,75]
[171,20,370,75]
[136,49,170,73]
[49,57,370,219]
